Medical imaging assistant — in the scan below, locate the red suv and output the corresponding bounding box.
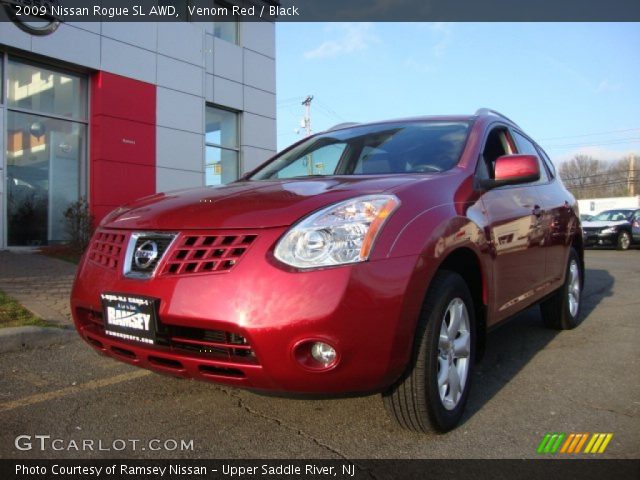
[71,109,584,433]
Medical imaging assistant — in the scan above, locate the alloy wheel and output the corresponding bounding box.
[567,260,580,317]
[437,298,471,410]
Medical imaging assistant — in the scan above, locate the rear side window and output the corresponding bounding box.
[536,146,556,179]
[512,130,549,184]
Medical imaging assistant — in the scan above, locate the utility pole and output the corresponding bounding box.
[629,154,636,197]
[301,95,313,136]
[301,95,314,175]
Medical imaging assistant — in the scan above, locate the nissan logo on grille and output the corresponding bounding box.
[123,233,176,279]
[134,241,159,269]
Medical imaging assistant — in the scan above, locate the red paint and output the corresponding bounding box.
[90,71,156,223]
[98,177,425,231]
[92,160,156,206]
[91,116,155,166]
[494,154,540,182]
[72,112,581,397]
[91,71,155,124]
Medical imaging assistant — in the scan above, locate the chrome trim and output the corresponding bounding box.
[123,232,178,280]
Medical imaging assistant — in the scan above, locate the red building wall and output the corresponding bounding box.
[90,72,156,223]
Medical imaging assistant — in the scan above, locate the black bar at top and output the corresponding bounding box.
[0,0,639,22]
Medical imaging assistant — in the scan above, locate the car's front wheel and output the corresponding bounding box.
[383,271,475,433]
[617,231,631,250]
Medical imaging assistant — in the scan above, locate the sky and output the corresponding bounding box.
[275,23,640,165]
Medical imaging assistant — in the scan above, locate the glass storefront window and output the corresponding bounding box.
[6,112,86,246]
[205,105,239,186]
[4,57,87,246]
[7,59,87,120]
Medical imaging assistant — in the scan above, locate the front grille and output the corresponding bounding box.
[583,227,603,234]
[124,233,176,278]
[166,325,255,360]
[161,234,257,276]
[76,307,256,363]
[88,231,126,270]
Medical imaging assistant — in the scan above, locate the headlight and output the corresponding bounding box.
[274,194,400,269]
[601,227,617,234]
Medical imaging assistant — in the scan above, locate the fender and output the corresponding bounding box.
[381,205,493,380]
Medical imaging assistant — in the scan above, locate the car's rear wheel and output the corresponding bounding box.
[540,247,582,330]
[383,270,475,433]
[617,231,631,250]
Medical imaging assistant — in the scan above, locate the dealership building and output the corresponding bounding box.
[0,11,276,248]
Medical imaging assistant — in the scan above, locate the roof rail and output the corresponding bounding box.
[475,108,520,127]
[327,122,360,131]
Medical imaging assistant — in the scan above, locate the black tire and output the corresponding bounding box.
[617,231,631,251]
[383,270,475,433]
[540,247,582,330]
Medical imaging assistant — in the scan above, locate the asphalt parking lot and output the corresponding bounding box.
[0,249,638,460]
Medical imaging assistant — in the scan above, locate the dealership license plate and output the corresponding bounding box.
[101,293,158,344]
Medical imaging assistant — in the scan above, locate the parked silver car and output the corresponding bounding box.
[582,208,640,250]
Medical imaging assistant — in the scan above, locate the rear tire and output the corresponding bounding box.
[617,231,631,250]
[383,271,475,433]
[540,247,582,330]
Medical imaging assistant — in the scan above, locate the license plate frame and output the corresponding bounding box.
[100,293,159,345]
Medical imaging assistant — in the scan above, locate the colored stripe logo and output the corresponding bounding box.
[537,433,613,454]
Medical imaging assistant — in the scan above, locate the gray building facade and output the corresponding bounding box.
[0,14,276,248]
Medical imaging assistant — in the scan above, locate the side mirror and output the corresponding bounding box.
[480,154,540,190]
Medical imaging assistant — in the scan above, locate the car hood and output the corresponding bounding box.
[582,220,628,228]
[100,176,424,230]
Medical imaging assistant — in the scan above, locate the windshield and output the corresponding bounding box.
[591,210,634,221]
[249,121,470,180]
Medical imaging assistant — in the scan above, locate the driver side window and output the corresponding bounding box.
[478,127,514,180]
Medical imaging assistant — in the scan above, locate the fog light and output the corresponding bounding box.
[310,342,336,366]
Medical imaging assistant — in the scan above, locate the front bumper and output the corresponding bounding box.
[583,230,616,246]
[71,227,419,394]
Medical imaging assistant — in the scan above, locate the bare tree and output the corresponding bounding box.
[606,159,632,197]
[558,155,605,199]
[558,154,640,199]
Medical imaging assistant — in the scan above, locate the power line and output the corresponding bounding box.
[539,127,640,141]
[544,137,640,148]
[314,100,346,122]
[560,169,640,182]
[563,180,637,189]
[277,96,305,105]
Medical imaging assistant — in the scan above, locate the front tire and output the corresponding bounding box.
[383,271,475,433]
[617,231,631,250]
[540,247,582,330]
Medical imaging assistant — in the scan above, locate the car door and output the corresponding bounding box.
[632,210,640,242]
[477,126,546,323]
[512,130,571,287]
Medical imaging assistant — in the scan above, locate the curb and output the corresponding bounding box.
[0,326,76,354]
